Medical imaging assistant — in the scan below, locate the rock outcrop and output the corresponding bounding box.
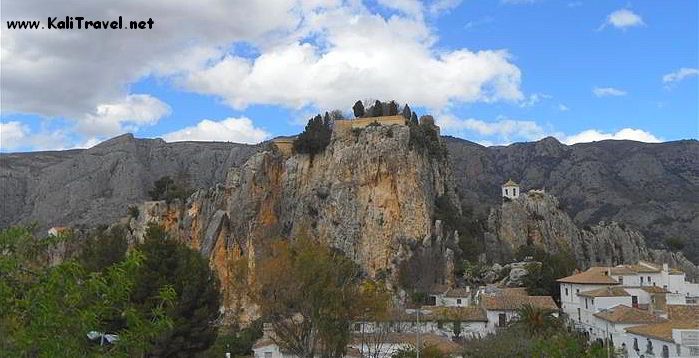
[0,134,261,232]
[483,191,699,280]
[3,134,698,264]
[126,123,461,323]
[446,136,699,264]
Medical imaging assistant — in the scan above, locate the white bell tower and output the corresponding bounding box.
[502,179,520,200]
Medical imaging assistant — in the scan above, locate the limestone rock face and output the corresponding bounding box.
[128,124,460,322]
[484,191,699,280]
[446,136,699,265]
[1,133,260,231]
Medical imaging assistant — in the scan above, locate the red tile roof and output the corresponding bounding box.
[594,305,666,324]
[556,267,620,284]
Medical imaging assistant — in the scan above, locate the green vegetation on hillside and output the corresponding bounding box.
[0,225,174,357]
[465,305,617,357]
[516,245,577,303]
[293,114,333,158]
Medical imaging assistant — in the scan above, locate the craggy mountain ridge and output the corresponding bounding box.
[2,133,698,265]
[1,134,261,230]
[446,136,699,263]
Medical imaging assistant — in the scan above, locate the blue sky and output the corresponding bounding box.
[1,0,697,152]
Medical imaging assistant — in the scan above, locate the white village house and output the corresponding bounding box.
[558,262,699,357]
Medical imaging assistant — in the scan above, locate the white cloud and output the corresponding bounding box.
[1,0,308,119]
[377,0,423,16]
[593,87,627,97]
[0,121,28,150]
[600,9,644,30]
[78,95,171,137]
[429,0,463,15]
[0,121,72,151]
[520,93,551,107]
[437,114,553,143]
[558,104,569,111]
[662,67,699,83]
[185,6,523,111]
[3,0,525,151]
[567,2,582,8]
[162,117,270,144]
[563,128,662,144]
[464,16,494,30]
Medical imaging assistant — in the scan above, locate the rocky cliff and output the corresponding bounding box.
[446,136,699,264]
[1,134,260,230]
[3,134,698,264]
[483,191,699,280]
[126,123,461,322]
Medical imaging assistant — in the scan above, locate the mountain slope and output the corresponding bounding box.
[1,134,260,230]
[446,136,699,263]
[2,134,698,263]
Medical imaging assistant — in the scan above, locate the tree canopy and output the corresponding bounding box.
[352,101,365,118]
[254,236,366,358]
[131,223,222,357]
[516,245,576,303]
[293,114,333,158]
[0,225,174,358]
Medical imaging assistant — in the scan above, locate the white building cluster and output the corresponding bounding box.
[557,261,699,357]
[254,284,558,358]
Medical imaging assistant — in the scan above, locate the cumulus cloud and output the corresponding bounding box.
[1,0,308,119]
[184,6,523,111]
[377,0,423,16]
[162,117,270,144]
[563,128,662,144]
[558,104,569,111]
[437,114,553,143]
[0,121,28,150]
[520,93,551,107]
[0,121,72,151]
[593,87,627,97]
[662,67,699,83]
[77,94,171,137]
[3,0,526,151]
[429,0,463,15]
[600,9,644,30]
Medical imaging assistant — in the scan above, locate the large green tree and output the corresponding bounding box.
[516,245,576,303]
[132,224,221,357]
[255,236,363,358]
[0,225,174,358]
[293,114,333,158]
[79,225,129,273]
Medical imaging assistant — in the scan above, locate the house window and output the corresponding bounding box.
[633,338,639,352]
[576,289,580,295]
[565,288,569,296]
[618,276,623,285]
[585,298,588,309]
[354,323,361,331]
[647,276,651,283]
[505,189,509,195]
[641,277,644,285]
[662,345,669,358]
[646,339,654,354]
[632,296,638,308]
[457,299,462,305]
[514,188,517,196]
[498,313,506,327]
[265,352,272,358]
[577,308,581,321]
